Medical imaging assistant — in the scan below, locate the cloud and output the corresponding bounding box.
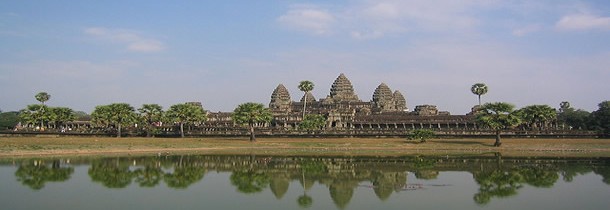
[277,5,336,35]
[278,0,488,40]
[84,27,165,52]
[512,24,541,36]
[556,13,610,31]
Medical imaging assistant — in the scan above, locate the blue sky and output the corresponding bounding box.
[1,0,609,114]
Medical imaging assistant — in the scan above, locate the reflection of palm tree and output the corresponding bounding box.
[473,170,523,205]
[88,159,133,188]
[230,170,270,194]
[134,166,163,187]
[15,160,74,190]
[164,156,206,189]
[297,166,314,208]
[520,167,559,188]
[297,194,313,208]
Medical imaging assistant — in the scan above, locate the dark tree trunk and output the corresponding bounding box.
[117,123,122,138]
[494,130,502,147]
[249,124,256,142]
[180,123,185,138]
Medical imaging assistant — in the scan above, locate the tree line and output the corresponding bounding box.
[2,85,609,142]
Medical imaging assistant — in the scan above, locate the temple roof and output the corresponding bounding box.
[271,84,291,101]
[393,90,407,110]
[372,83,393,103]
[270,84,292,110]
[328,73,360,102]
[300,91,316,102]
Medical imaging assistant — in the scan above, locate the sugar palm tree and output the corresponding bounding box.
[34,92,51,130]
[298,80,314,119]
[471,83,488,106]
[35,92,51,105]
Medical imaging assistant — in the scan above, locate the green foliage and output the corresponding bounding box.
[409,129,435,142]
[476,102,521,147]
[476,103,521,130]
[471,83,488,105]
[558,107,591,130]
[19,104,49,129]
[232,102,272,141]
[230,170,270,193]
[591,101,610,137]
[299,80,315,118]
[298,80,314,92]
[47,107,76,128]
[0,111,20,130]
[91,103,138,137]
[137,104,165,137]
[15,160,74,190]
[299,114,326,131]
[166,103,207,138]
[515,105,557,130]
[35,92,51,105]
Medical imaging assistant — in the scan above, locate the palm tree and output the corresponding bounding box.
[34,92,51,130]
[298,81,314,119]
[138,104,165,137]
[232,102,272,142]
[476,102,521,147]
[35,92,51,105]
[166,103,207,138]
[471,83,488,106]
[516,105,557,130]
[91,103,137,138]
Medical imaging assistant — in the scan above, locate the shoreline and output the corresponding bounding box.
[1,137,609,158]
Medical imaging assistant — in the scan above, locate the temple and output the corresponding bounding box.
[205,73,479,135]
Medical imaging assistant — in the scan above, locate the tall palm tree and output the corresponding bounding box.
[471,83,488,106]
[298,81,314,119]
[35,92,51,105]
[34,92,51,130]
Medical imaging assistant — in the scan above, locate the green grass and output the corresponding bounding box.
[0,136,609,158]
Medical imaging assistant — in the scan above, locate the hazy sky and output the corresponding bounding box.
[1,0,609,114]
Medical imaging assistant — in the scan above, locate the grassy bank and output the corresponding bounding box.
[1,136,609,158]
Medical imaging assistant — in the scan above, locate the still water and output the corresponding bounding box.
[1,154,609,210]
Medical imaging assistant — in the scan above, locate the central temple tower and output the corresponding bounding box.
[325,73,361,103]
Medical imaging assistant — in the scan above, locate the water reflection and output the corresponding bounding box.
[15,160,73,190]
[3,154,610,209]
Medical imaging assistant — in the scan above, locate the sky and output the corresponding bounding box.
[1,0,609,114]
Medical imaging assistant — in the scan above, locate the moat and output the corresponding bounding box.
[1,155,609,210]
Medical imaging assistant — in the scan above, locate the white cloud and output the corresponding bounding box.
[278,0,489,40]
[556,13,610,31]
[277,6,336,35]
[512,24,541,36]
[84,27,165,52]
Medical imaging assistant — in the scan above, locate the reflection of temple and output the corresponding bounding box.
[5,155,609,208]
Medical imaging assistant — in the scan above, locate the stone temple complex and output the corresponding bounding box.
[205,73,477,135]
[23,73,590,137]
